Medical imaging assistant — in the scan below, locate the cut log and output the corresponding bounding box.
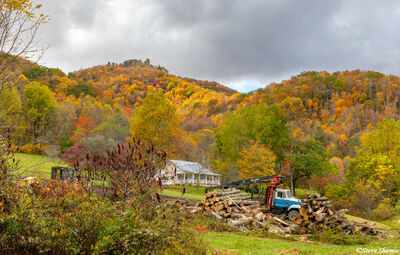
[267,225,285,235]
[299,206,307,216]
[273,217,290,227]
[210,211,223,220]
[295,218,303,225]
[336,209,349,216]
[254,212,263,221]
[315,207,325,214]
[231,212,252,218]
[240,206,251,213]
[220,194,250,200]
[216,189,241,196]
[248,204,260,209]
[190,207,202,214]
[228,216,253,226]
[253,219,267,228]
[234,200,259,205]
[315,212,327,222]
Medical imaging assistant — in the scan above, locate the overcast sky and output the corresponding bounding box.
[38,0,400,92]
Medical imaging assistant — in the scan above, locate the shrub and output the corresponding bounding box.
[0,180,207,254]
[83,138,167,202]
[58,136,73,153]
[60,143,87,165]
[349,182,378,218]
[11,143,48,155]
[324,183,348,201]
[371,202,397,221]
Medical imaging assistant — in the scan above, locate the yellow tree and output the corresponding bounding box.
[237,141,276,179]
[0,0,48,92]
[130,91,183,156]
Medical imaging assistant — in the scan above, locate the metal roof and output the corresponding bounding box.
[169,160,221,176]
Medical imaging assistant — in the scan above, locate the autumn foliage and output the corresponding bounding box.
[82,138,167,202]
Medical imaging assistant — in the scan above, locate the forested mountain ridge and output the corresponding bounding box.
[250,70,400,158]
[5,57,400,216]
[5,57,400,174]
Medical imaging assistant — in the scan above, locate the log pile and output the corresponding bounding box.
[196,188,300,233]
[294,193,378,235]
[196,188,260,219]
[194,189,379,236]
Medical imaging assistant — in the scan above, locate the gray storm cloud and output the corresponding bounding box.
[38,0,400,92]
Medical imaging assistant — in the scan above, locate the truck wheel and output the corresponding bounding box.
[288,210,299,221]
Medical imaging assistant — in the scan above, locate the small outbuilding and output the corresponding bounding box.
[161,160,221,186]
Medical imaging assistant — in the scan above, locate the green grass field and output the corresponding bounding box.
[203,232,400,254]
[345,214,392,230]
[162,185,206,200]
[13,153,68,179]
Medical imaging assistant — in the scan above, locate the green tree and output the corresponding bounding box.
[0,87,24,140]
[289,138,332,195]
[94,109,130,143]
[130,91,183,155]
[71,81,96,98]
[215,104,289,180]
[24,82,57,142]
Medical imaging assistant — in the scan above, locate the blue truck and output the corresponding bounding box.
[271,188,302,220]
[207,175,302,220]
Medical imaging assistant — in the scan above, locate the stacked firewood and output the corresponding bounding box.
[196,188,259,219]
[294,193,378,235]
[194,190,378,235]
[195,189,300,233]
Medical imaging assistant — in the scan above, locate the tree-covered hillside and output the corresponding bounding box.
[4,59,400,215]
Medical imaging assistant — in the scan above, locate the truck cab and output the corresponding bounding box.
[272,189,302,220]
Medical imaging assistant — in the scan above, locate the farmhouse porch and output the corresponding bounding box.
[161,160,221,187]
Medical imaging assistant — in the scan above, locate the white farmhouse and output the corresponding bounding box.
[161,160,221,186]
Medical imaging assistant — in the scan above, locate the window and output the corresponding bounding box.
[277,191,286,199]
[286,191,292,198]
